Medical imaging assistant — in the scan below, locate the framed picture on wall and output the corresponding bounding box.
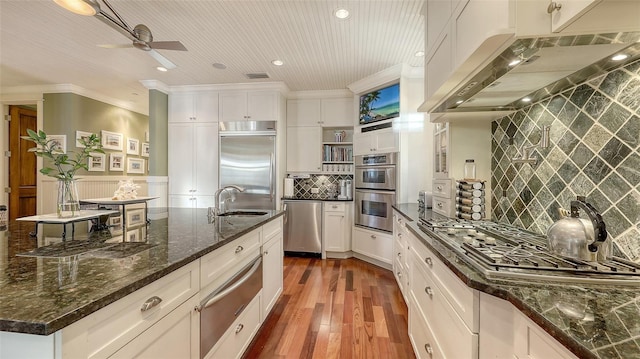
[108,215,123,235]
[127,209,145,226]
[126,229,139,242]
[47,135,66,153]
[127,138,139,155]
[75,131,95,148]
[127,158,145,174]
[110,153,125,171]
[87,152,106,172]
[141,143,150,157]
[101,130,123,151]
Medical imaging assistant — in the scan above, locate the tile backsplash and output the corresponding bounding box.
[491,59,640,261]
[292,174,353,199]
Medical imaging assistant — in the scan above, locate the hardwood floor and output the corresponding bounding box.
[244,256,416,359]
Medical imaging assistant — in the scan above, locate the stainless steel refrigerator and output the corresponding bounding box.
[219,121,276,210]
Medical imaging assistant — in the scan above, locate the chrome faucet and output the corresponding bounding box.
[212,185,245,216]
[512,125,550,165]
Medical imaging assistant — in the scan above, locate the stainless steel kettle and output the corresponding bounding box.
[547,197,608,262]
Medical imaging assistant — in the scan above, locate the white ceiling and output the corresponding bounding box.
[0,0,424,114]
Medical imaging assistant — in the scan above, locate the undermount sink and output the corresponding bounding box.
[217,211,268,217]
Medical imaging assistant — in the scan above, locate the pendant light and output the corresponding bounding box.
[53,0,100,16]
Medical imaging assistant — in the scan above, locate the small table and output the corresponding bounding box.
[80,197,158,237]
[17,210,119,240]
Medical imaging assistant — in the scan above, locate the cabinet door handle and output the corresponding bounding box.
[425,257,433,267]
[397,271,402,278]
[437,202,443,208]
[235,245,244,254]
[547,1,562,13]
[141,296,163,312]
[397,252,402,257]
[332,205,338,209]
[425,286,433,298]
[425,343,434,356]
[371,235,377,239]
[235,323,244,334]
[398,233,402,238]
[264,250,269,255]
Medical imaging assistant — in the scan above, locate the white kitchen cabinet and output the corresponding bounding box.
[323,202,352,255]
[262,219,283,319]
[287,98,354,127]
[321,98,354,127]
[169,91,219,123]
[392,211,410,301]
[352,128,398,156]
[286,126,322,172]
[407,229,479,358]
[550,0,601,32]
[219,91,280,122]
[352,226,393,265]
[287,99,322,127]
[431,120,491,217]
[513,309,579,359]
[61,261,200,358]
[168,123,218,208]
[409,299,445,359]
[204,294,262,359]
[110,295,199,359]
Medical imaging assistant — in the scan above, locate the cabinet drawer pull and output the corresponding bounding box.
[397,252,402,257]
[436,202,443,208]
[425,343,434,356]
[398,233,402,238]
[235,323,244,334]
[425,257,433,266]
[371,235,376,239]
[140,296,163,312]
[425,286,433,298]
[436,185,443,191]
[397,271,402,278]
[235,245,244,254]
[332,205,338,209]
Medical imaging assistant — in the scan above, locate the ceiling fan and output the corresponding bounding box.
[54,0,187,69]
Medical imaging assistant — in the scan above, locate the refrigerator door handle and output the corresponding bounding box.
[269,153,274,202]
[283,203,288,226]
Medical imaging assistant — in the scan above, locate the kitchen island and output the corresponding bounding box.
[393,203,639,359]
[0,207,284,358]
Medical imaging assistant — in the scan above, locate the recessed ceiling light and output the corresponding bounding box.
[212,63,227,69]
[508,59,521,67]
[414,51,425,57]
[521,97,532,103]
[334,8,350,19]
[271,60,284,66]
[611,53,628,61]
[156,66,168,72]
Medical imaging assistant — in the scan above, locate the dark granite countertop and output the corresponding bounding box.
[393,203,640,359]
[0,208,283,336]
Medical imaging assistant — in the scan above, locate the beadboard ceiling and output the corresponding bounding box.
[0,0,424,113]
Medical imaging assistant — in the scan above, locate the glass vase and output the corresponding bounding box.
[57,179,80,218]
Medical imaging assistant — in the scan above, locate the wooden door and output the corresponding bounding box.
[8,106,37,220]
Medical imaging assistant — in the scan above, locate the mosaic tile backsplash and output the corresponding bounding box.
[491,58,640,261]
[292,174,354,199]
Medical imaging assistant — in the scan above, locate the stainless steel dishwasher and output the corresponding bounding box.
[282,200,322,256]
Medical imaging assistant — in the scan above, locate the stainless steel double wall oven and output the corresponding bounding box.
[354,152,397,232]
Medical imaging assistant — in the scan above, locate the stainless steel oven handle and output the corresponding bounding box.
[195,256,262,313]
[282,203,288,226]
[355,189,397,196]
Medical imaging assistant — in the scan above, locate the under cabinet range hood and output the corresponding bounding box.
[427,31,640,120]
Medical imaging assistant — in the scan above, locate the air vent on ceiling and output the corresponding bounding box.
[245,72,270,79]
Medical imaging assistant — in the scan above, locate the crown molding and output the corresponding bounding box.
[140,80,170,94]
[0,84,148,115]
[287,89,354,99]
[168,81,290,94]
[347,64,424,94]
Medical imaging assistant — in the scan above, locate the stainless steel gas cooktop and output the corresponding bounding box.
[417,218,640,285]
